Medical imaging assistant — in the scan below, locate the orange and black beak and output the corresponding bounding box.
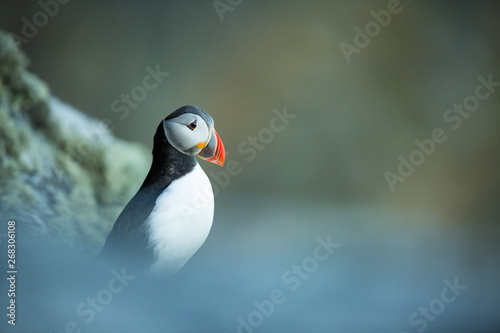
[198,129,226,166]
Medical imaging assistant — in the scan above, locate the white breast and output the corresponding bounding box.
[146,163,214,276]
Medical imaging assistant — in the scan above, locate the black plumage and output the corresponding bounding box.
[99,107,202,272]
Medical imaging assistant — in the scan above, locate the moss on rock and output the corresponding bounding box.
[0,31,150,254]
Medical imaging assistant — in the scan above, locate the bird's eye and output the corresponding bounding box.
[187,121,197,130]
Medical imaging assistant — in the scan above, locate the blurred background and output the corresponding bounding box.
[1,0,499,332]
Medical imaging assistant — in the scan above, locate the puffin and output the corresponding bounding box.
[99,105,225,277]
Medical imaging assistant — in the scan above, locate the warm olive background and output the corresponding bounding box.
[1,1,499,332]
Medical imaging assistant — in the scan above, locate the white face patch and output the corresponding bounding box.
[163,113,211,155]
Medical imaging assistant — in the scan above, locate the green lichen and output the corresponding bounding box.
[0,31,150,254]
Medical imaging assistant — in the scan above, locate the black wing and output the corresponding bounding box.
[99,186,164,273]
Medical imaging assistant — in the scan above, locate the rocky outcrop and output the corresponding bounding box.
[0,31,150,253]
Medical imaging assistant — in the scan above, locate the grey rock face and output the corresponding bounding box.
[0,31,150,254]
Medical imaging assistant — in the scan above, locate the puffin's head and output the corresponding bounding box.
[162,105,226,166]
